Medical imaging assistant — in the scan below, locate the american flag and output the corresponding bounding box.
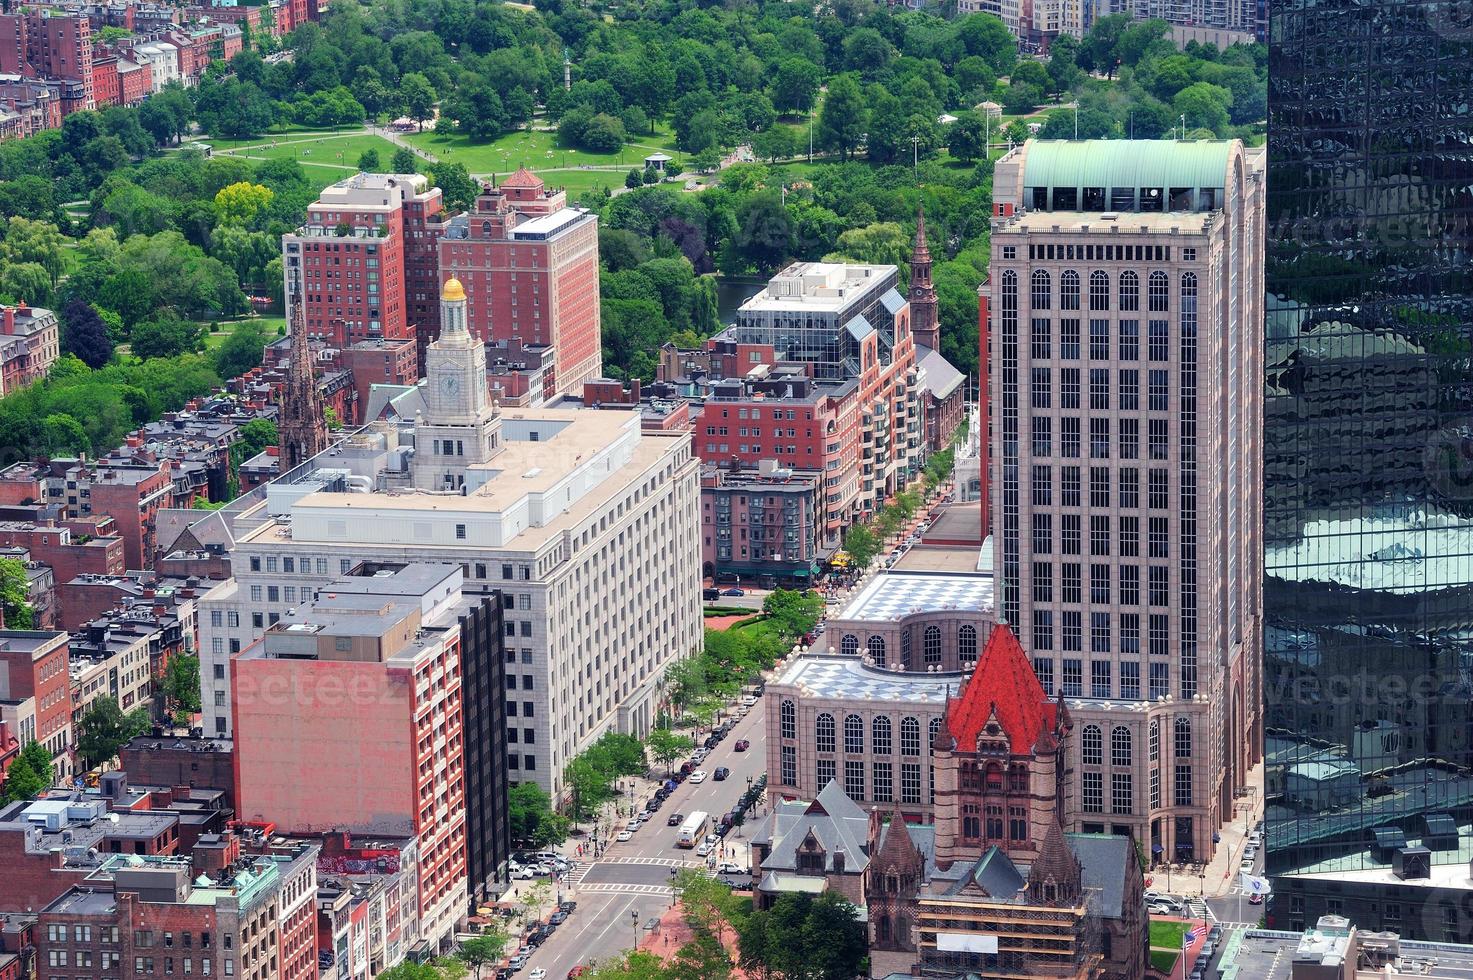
[1183,927,1200,948]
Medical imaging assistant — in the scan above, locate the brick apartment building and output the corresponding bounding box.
[439,168,602,397]
[0,304,60,395]
[231,565,469,953]
[0,76,60,138]
[0,11,93,112]
[0,458,171,571]
[700,461,823,584]
[281,173,445,349]
[0,630,72,780]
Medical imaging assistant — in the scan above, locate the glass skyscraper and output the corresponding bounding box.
[1265,0,1473,937]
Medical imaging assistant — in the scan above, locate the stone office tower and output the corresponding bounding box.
[988,139,1265,865]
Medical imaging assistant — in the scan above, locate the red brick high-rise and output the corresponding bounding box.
[281,173,444,349]
[0,11,93,112]
[439,168,602,397]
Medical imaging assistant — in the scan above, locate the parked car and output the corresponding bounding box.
[511,866,537,880]
[625,819,641,831]
[616,830,633,842]
[528,970,547,980]
[1240,856,1255,872]
[714,767,730,781]
[508,955,529,971]
[558,900,577,914]
[668,812,684,826]
[717,861,744,874]
[703,588,720,601]
[722,587,745,596]
[734,739,750,751]
[689,770,709,784]
[549,911,568,925]
[695,841,714,857]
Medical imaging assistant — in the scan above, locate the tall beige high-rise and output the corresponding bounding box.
[988,140,1265,862]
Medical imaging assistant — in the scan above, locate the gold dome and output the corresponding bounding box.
[441,277,466,302]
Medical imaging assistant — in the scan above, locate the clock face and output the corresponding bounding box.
[442,375,460,397]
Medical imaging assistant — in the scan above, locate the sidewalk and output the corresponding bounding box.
[1148,761,1265,900]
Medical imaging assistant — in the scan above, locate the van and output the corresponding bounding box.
[703,588,720,601]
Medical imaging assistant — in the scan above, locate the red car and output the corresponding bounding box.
[734,739,750,751]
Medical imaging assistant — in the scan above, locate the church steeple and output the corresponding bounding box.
[277,274,328,472]
[909,206,940,351]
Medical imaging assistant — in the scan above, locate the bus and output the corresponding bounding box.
[677,811,709,848]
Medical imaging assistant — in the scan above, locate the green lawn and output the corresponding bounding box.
[403,123,682,178]
[201,315,283,351]
[1148,920,1188,975]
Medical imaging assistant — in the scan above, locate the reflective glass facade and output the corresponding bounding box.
[1265,0,1473,917]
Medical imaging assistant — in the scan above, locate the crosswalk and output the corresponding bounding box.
[577,882,676,896]
[1185,898,1213,920]
[603,856,708,869]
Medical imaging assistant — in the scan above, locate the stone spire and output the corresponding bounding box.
[909,205,939,351]
[277,276,329,473]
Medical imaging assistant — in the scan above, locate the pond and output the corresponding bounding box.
[714,276,767,327]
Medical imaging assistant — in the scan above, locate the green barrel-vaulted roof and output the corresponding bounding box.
[1023,139,1234,193]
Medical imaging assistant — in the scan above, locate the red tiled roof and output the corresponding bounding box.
[944,624,1057,754]
[501,166,544,188]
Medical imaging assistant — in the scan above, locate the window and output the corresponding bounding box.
[1149,663,1170,699]
[844,714,864,753]
[1149,369,1170,412]
[1082,725,1103,765]
[1090,417,1110,458]
[1119,318,1139,361]
[1032,465,1052,506]
[841,634,859,656]
[1010,806,1028,842]
[1111,726,1133,766]
[1112,772,1134,814]
[455,523,466,539]
[1174,717,1192,757]
[873,762,893,802]
[1063,657,1083,695]
[1062,466,1081,507]
[845,760,865,799]
[1148,270,1169,312]
[958,625,977,662]
[1089,270,1110,311]
[1032,415,1052,457]
[1174,765,1193,807]
[1091,658,1111,697]
[781,745,796,784]
[901,763,922,804]
[873,716,892,754]
[1090,367,1110,409]
[900,717,921,756]
[1091,515,1110,556]
[1083,771,1103,812]
[1061,416,1079,457]
[1062,563,1081,604]
[1121,662,1140,699]
[1061,318,1080,359]
[1031,269,1051,309]
[780,700,795,739]
[1031,367,1051,408]
[1118,271,1139,311]
[1033,613,1054,653]
[1061,368,1080,408]
[1060,270,1080,310]
[923,625,942,664]
[1031,317,1051,360]
[816,713,835,753]
[1033,656,1054,693]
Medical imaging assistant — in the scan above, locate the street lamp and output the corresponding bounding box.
[669,867,678,908]
[910,135,920,172]
[630,909,640,946]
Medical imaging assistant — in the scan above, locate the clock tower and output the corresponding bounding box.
[413,277,502,490]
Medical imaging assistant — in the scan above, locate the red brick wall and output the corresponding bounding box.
[0,835,87,913]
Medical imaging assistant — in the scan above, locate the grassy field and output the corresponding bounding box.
[403,123,682,177]
[199,132,405,189]
[200,315,283,351]
[1148,920,1187,975]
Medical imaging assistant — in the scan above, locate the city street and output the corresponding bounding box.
[518,697,770,978]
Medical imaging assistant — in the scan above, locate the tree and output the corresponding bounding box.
[3,217,66,285]
[626,168,643,189]
[841,523,880,570]
[131,314,206,360]
[212,320,268,379]
[391,147,419,174]
[377,965,444,980]
[238,418,279,459]
[825,222,911,270]
[645,726,694,775]
[751,126,798,164]
[734,191,793,272]
[762,589,823,639]
[42,413,90,456]
[770,57,823,115]
[425,162,478,211]
[0,751,45,803]
[456,932,508,980]
[948,111,990,162]
[11,739,56,797]
[507,781,570,846]
[61,299,114,369]
[1002,81,1043,115]
[817,73,868,162]
[357,148,381,171]
[401,73,438,130]
[1173,81,1232,134]
[0,556,34,628]
[0,263,53,308]
[802,893,867,980]
[163,652,203,721]
[214,181,275,227]
[76,697,151,769]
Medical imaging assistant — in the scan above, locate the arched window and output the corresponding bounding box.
[1060,270,1080,310]
[1111,726,1133,767]
[481,220,493,236]
[1149,720,1160,761]
[1174,717,1192,757]
[780,699,795,739]
[1118,270,1139,312]
[1031,269,1052,310]
[923,625,942,664]
[816,713,836,753]
[1148,270,1169,312]
[958,624,977,662]
[876,916,890,943]
[1082,724,1103,765]
[901,717,921,756]
[1010,764,1028,792]
[1089,270,1110,311]
[841,634,859,657]
[929,717,942,750]
[868,635,886,666]
[873,716,892,755]
[845,714,864,753]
